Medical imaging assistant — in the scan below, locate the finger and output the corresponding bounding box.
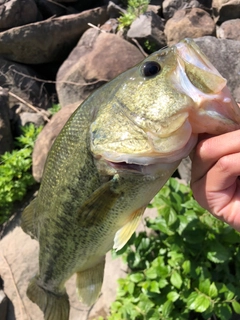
[191,152,240,213]
[191,130,240,183]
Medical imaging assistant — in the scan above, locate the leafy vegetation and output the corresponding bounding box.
[48,103,61,116]
[108,178,240,320]
[118,0,150,29]
[0,124,42,225]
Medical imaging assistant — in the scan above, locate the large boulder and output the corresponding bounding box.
[217,18,240,41]
[194,36,240,103]
[0,7,108,64]
[165,8,216,45]
[56,28,145,107]
[0,0,40,31]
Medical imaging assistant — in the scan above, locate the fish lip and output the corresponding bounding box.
[100,134,198,173]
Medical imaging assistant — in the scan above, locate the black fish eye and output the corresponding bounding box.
[141,61,161,77]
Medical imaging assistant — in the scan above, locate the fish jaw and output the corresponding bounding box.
[174,39,240,134]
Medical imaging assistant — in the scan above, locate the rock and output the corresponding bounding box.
[165,8,216,45]
[127,11,166,52]
[0,6,108,64]
[212,0,240,23]
[32,103,79,182]
[0,0,40,31]
[0,88,13,155]
[162,0,212,20]
[0,58,51,110]
[178,157,192,183]
[56,28,144,108]
[0,206,157,320]
[0,289,8,320]
[194,36,240,103]
[18,112,46,127]
[217,18,240,41]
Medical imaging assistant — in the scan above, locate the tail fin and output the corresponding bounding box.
[27,277,70,320]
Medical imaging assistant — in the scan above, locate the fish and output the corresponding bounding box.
[21,38,240,320]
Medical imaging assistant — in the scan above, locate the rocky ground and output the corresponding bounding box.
[0,0,240,319]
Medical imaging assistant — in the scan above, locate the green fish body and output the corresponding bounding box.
[21,39,240,320]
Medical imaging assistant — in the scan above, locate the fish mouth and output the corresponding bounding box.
[173,39,240,132]
[105,159,181,175]
[100,132,198,170]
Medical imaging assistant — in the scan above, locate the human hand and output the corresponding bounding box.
[191,130,240,232]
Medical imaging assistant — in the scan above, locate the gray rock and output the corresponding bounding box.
[165,8,216,45]
[127,11,166,51]
[32,103,80,182]
[0,58,51,110]
[18,112,46,127]
[178,157,192,183]
[0,0,40,31]
[0,6,108,64]
[217,18,240,41]
[212,0,240,23]
[194,36,240,103]
[56,28,144,108]
[0,87,13,155]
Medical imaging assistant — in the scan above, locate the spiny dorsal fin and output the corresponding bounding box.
[113,206,146,251]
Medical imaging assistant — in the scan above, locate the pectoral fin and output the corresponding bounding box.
[76,259,105,306]
[78,179,119,226]
[113,207,146,251]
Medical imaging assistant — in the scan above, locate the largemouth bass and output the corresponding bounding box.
[21,39,240,320]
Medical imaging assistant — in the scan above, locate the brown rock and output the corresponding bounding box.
[0,7,108,64]
[0,88,13,155]
[0,0,40,31]
[32,103,80,182]
[213,0,240,23]
[56,28,145,108]
[165,8,216,45]
[217,19,240,41]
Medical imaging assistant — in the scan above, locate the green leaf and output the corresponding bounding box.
[162,300,173,318]
[167,291,180,302]
[188,293,210,312]
[232,301,240,314]
[207,241,231,263]
[129,273,144,283]
[150,281,160,293]
[199,279,210,295]
[170,270,182,289]
[209,282,218,298]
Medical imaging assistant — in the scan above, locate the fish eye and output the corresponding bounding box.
[141,61,161,77]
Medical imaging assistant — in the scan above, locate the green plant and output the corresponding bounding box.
[118,0,149,29]
[48,103,61,116]
[109,178,240,320]
[0,124,42,225]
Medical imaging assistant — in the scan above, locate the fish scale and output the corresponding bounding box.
[21,39,240,320]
